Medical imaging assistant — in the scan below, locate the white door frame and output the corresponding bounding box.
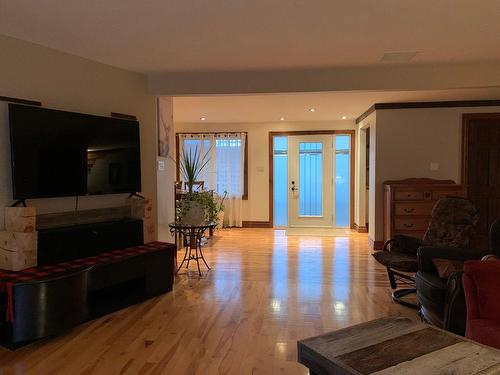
[269,130,355,229]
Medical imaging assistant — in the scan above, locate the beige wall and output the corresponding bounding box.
[368,106,500,244]
[357,112,377,241]
[0,35,158,234]
[175,121,356,223]
[149,62,500,96]
[157,97,176,241]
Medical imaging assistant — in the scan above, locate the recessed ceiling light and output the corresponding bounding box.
[200,116,206,121]
[280,117,285,121]
[342,116,347,120]
[309,108,316,112]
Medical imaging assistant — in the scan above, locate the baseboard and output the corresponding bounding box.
[368,236,384,250]
[353,223,368,233]
[242,221,273,228]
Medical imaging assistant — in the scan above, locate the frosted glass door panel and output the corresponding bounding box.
[288,135,333,228]
[299,142,323,216]
[273,137,288,226]
[334,135,351,227]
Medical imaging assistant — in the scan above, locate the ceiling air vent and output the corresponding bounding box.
[380,51,418,62]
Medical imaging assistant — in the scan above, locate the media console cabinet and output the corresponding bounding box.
[0,211,176,348]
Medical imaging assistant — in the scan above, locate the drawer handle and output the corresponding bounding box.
[404,223,414,228]
[407,194,412,197]
[403,208,415,213]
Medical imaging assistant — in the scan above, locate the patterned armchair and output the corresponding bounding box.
[373,197,479,308]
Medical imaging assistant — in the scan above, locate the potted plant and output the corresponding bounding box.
[177,145,224,226]
[179,145,210,194]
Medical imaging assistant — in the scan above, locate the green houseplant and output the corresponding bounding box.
[178,145,223,225]
[180,144,210,194]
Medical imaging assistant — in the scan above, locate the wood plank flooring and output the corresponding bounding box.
[0,229,416,375]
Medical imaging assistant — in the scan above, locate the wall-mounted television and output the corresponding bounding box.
[9,104,141,199]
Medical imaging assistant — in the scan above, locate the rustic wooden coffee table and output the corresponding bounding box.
[298,316,500,374]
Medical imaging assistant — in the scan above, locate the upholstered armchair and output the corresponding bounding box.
[416,218,500,335]
[462,257,500,349]
[373,197,479,308]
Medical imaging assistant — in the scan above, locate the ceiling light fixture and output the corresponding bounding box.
[342,116,347,120]
[200,116,206,121]
[309,108,316,112]
[280,117,285,121]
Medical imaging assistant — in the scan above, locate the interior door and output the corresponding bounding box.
[288,135,334,227]
[464,114,500,248]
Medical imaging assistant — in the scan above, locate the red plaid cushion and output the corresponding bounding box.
[0,241,174,321]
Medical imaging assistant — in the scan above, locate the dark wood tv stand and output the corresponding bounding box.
[1,217,175,348]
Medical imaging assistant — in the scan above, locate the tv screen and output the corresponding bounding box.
[9,104,141,199]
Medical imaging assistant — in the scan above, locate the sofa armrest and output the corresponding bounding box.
[417,246,483,273]
[443,271,467,335]
[384,235,423,254]
[462,271,480,321]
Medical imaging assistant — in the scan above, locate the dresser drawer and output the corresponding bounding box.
[395,202,435,216]
[432,190,465,200]
[394,191,425,201]
[394,218,430,231]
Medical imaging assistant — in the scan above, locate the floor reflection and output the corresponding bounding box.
[0,228,416,375]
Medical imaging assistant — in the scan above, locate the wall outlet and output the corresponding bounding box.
[158,160,165,171]
[430,162,439,171]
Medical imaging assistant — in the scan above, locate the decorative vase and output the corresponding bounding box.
[181,201,204,225]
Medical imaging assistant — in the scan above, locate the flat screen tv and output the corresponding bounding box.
[9,104,141,199]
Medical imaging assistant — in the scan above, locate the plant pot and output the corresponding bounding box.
[181,201,204,225]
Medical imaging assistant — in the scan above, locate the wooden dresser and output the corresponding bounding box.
[383,178,465,242]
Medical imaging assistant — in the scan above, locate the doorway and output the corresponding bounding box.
[270,131,354,229]
[463,113,500,248]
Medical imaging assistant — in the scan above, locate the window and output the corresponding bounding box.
[176,133,248,199]
[215,138,243,196]
[334,135,351,227]
[273,136,288,226]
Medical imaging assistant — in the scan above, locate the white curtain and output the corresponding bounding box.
[178,132,246,227]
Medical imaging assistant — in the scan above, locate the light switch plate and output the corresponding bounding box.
[158,160,165,171]
[430,162,439,171]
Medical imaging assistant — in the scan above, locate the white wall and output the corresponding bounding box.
[0,35,157,234]
[175,121,356,223]
[157,97,176,240]
[369,105,500,244]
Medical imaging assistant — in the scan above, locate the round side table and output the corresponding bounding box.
[168,221,215,276]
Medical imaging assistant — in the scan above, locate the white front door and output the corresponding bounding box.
[287,135,334,227]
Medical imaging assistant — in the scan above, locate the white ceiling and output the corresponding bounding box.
[1,1,500,73]
[173,88,500,123]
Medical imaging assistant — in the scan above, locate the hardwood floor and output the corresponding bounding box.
[0,229,416,375]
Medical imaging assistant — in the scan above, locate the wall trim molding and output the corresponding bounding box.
[355,105,376,125]
[353,223,368,233]
[110,112,137,121]
[368,236,384,250]
[356,99,500,124]
[0,95,41,107]
[242,221,272,228]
